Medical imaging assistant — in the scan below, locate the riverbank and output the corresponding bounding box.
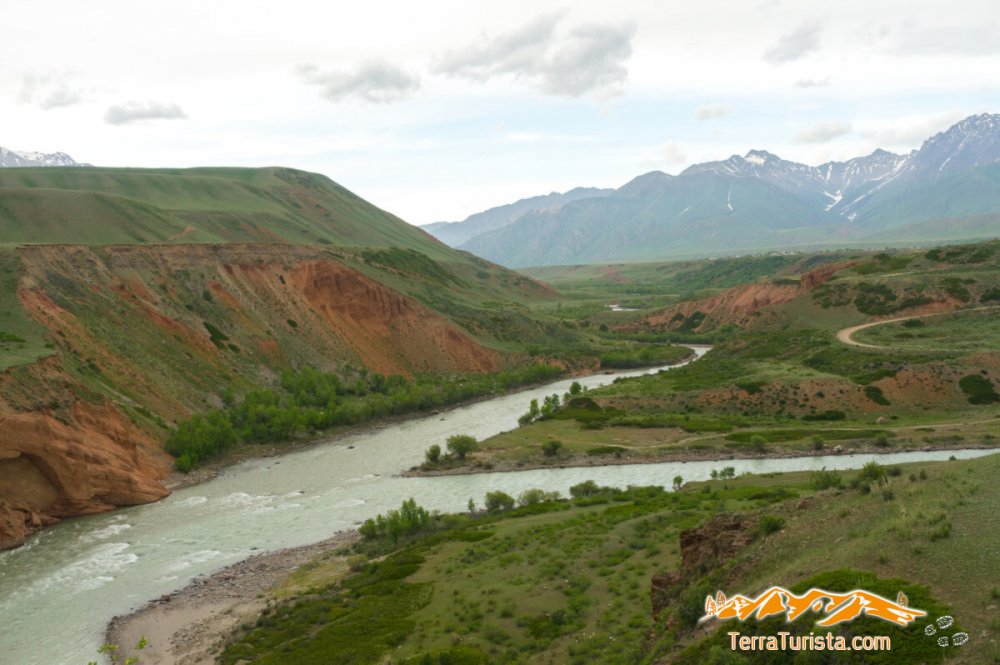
[105,530,358,665]
[162,349,700,491]
[403,441,1000,477]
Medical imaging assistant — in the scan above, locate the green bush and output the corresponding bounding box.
[958,374,1000,404]
[446,434,478,460]
[811,467,842,490]
[864,385,891,406]
[484,490,515,513]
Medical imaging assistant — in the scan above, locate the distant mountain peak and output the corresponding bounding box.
[0,146,87,168]
[744,149,776,164]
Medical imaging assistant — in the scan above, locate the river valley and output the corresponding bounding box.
[1,345,996,664]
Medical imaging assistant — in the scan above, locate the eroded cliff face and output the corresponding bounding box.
[0,359,171,548]
[1,244,503,548]
[629,262,854,333]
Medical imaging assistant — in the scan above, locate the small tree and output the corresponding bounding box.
[484,490,515,513]
[425,444,441,464]
[519,399,541,425]
[719,466,736,479]
[750,435,767,453]
[569,381,582,396]
[672,475,684,492]
[541,439,562,457]
[811,435,825,451]
[446,434,478,460]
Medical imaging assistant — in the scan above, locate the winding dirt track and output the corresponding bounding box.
[836,306,1000,348]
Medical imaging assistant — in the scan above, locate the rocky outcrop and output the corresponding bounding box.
[651,513,754,617]
[0,392,170,549]
[628,261,856,333]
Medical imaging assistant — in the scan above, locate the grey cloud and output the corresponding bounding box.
[19,73,83,110]
[539,23,635,97]
[695,104,732,121]
[793,120,851,144]
[794,77,830,88]
[434,13,563,81]
[434,16,636,98]
[298,60,420,104]
[763,22,822,64]
[104,101,187,125]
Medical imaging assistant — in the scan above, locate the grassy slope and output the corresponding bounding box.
[220,454,1000,664]
[0,248,52,369]
[0,167,451,257]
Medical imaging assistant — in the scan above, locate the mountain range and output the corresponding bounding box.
[425,113,1000,267]
[0,146,85,167]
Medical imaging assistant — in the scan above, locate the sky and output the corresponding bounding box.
[4,0,999,225]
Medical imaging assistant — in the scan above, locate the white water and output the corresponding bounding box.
[0,345,993,663]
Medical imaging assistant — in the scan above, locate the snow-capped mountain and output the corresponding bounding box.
[0,147,85,168]
[441,113,1000,266]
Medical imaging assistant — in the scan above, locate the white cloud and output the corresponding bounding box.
[695,104,732,121]
[19,73,83,110]
[433,15,636,98]
[763,22,822,64]
[298,60,420,104]
[104,101,187,125]
[792,120,852,144]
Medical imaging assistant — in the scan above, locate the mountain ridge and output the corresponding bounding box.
[433,113,1000,267]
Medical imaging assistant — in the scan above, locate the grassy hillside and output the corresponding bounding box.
[219,454,999,664]
[0,167,452,256]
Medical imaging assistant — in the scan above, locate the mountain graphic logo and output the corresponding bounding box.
[701,587,926,627]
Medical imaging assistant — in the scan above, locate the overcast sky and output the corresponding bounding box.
[5,0,998,224]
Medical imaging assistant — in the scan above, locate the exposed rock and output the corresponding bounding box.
[626,261,857,334]
[0,396,170,549]
[651,513,754,616]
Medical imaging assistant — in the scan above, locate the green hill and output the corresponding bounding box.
[0,166,449,256]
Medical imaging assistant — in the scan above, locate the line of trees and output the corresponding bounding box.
[167,363,563,471]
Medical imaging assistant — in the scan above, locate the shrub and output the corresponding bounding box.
[958,374,1000,404]
[569,480,601,498]
[484,490,515,513]
[864,385,891,406]
[541,439,562,457]
[757,515,785,535]
[425,444,441,464]
[359,498,432,543]
[517,488,559,507]
[811,467,842,490]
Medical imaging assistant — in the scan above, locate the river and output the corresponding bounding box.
[0,345,995,663]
